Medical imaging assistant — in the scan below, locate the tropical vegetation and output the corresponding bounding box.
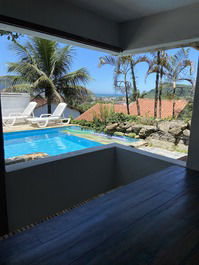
[99,55,147,115]
[2,37,92,113]
[0,30,195,121]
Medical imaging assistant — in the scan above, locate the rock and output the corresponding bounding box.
[106,123,118,131]
[183,129,190,137]
[170,120,187,130]
[120,123,131,130]
[5,152,49,165]
[168,126,182,137]
[147,139,175,151]
[157,121,171,133]
[181,129,190,145]
[158,120,187,133]
[139,125,157,139]
[126,127,133,133]
[131,125,143,134]
[148,131,176,143]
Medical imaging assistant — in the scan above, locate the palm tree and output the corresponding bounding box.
[129,55,148,116]
[99,55,132,114]
[146,50,168,118]
[165,48,193,118]
[3,37,91,113]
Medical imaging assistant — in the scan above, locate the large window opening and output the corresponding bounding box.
[0,29,198,165]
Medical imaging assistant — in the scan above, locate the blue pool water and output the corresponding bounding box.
[4,127,102,159]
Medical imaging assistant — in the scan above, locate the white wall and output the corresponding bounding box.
[0,93,30,116]
[34,103,80,119]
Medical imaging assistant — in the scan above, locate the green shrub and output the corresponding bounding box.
[126,133,137,138]
[113,132,125,136]
[106,112,138,124]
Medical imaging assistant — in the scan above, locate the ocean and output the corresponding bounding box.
[95,93,124,97]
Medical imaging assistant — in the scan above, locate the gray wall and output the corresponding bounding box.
[1,93,30,116]
[34,104,80,119]
[120,3,199,53]
[1,0,120,49]
[2,1,199,53]
[5,144,181,231]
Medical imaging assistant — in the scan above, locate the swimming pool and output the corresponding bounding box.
[65,126,139,143]
[4,127,102,159]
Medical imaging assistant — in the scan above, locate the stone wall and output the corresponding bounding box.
[106,120,190,152]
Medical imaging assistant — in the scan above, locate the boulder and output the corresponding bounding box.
[106,123,118,131]
[168,126,182,137]
[147,139,175,151]
[139,125,157,139]
[131,125,143,134]
[158,120,187,133]
[169,120,187,130]
[148,131,176,143]
[126,127,133,133]
[5,152,49,165]
[183,129,190,137]
[157,121,171,133]
[181,129,190,145]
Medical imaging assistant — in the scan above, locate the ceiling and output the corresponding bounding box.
[67,0,199,22]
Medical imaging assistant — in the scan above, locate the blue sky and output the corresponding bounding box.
[0,34,198,94]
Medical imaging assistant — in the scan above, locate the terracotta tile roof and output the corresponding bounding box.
[31,97,47,108]
[76,99,188,121]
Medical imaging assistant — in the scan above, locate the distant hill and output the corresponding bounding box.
[143,82,193,99]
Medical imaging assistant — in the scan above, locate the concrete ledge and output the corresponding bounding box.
[5,143,184,232]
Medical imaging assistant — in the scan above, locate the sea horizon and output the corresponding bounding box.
[94,93,124,97]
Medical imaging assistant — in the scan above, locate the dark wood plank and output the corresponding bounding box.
[1,165,199,265]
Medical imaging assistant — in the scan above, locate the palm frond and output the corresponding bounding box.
[61,68,92,86]
[51,45,73,78]
[98,56,117,68]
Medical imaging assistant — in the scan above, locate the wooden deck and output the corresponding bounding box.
[1,165,199,265]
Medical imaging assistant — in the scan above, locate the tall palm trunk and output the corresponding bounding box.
[158,64,163,119]
[45,88,52,114]
[130,61,140,116]
[124,74,130,115]
[154,51,160,118]
[172,81,176,118]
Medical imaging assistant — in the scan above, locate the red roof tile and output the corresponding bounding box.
[76,99,188,121]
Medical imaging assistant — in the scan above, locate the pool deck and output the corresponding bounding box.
[3,124,186,160]
[3,123,68,133]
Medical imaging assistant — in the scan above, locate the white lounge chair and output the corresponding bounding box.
[27,103,70,128]
[3,101,37,126]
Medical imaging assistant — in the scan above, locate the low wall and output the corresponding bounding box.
[34,103,80,119]
[1,93,30,117]
[5,144,183,231]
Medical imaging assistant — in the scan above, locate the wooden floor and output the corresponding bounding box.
[1,165,199,265]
